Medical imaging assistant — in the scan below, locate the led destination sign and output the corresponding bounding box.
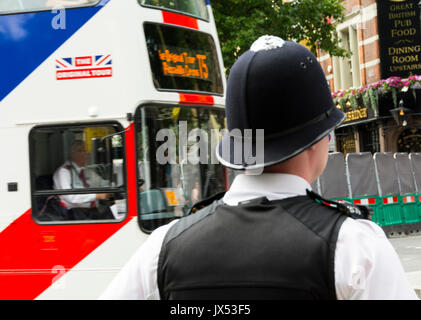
[158,48,209,80]
[144,23,223,95]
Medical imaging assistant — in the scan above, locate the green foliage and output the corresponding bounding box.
[211,0,349,74]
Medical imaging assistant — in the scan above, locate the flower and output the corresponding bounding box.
[332,75,420,99]
[331,74,420,112]
[332,90,345,98]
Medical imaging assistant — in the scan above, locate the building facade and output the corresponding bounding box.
[318,0,421,155]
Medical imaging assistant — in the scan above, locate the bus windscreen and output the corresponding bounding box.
[140,0,208,20]
[144,23,223,95]
[0,0,98,14]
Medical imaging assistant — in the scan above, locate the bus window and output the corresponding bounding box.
[144,23,223,95]
[0,0,98,14]
[135,104,227,232]
[29,123,127,224]
[139,0,208,20]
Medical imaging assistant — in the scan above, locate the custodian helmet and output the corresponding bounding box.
[216,36,346,170]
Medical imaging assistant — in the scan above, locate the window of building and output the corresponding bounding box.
[0,0,99,14]
[135,104,227,232]
[398,128,421,153]
[333,25,361,90]
[139,0,209,20]
[335,126,357,155]
[30,123,127,224]
[359,123,380,154]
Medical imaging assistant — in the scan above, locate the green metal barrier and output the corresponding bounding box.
[380,195,405,226]
[401,194,421,224]
[395,153,420,225]
[409,153,421,224]
[352,196,383,225]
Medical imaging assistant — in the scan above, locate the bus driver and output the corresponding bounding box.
[53,140,114,220]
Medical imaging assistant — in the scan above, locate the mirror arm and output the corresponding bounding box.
[100,127,131,142]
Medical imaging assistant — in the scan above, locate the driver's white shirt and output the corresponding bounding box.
[99,173,418,300]
[53,161,108,209]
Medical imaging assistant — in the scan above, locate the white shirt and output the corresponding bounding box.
[99,173,418,300]
[53,161,109,209]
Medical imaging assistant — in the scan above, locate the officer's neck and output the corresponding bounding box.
[263,150,319,185]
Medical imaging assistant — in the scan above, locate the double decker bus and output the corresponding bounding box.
[0,0,227,299]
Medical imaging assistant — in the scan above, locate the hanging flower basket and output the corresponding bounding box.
[332,74,421,117]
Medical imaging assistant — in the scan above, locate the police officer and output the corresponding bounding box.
[100,36,418,300]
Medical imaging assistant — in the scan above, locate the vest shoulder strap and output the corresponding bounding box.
[162,189,368,258]
[163,196,224,247]
[188,190,226,215]
[306,190,373,221]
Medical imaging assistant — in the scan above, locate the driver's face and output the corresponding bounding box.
[72,145,90,167]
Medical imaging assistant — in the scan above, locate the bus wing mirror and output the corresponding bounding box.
[92,137,105,153]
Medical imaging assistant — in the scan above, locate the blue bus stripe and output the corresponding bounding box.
[0,1,110,102]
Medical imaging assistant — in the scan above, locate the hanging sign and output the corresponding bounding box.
[377,0,421,78]
[342,106,376,124]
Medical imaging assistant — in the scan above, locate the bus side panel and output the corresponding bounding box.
[0,211,135,299]
[0,124,139,299]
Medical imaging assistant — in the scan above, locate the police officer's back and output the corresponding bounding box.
[100,36,418,300]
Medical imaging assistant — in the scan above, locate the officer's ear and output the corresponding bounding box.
[305,138,328,167]
[307,142,320,154]
[309,135,329,152]
[308,144,317,152]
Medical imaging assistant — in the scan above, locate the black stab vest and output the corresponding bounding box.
[157,195,356,300]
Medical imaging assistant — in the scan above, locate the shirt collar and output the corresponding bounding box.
[223,173,312,206]
[67,161,83,173]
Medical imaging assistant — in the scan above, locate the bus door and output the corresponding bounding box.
[134,104,227,232]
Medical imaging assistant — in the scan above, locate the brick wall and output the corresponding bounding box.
[317,0,381,91]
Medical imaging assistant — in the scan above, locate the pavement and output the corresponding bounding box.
[389,234,421,299]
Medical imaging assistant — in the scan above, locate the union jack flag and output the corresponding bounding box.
[56,55,112,68]
[94,54,112,66]
[55,57,74,69]
[55,54,113,80]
